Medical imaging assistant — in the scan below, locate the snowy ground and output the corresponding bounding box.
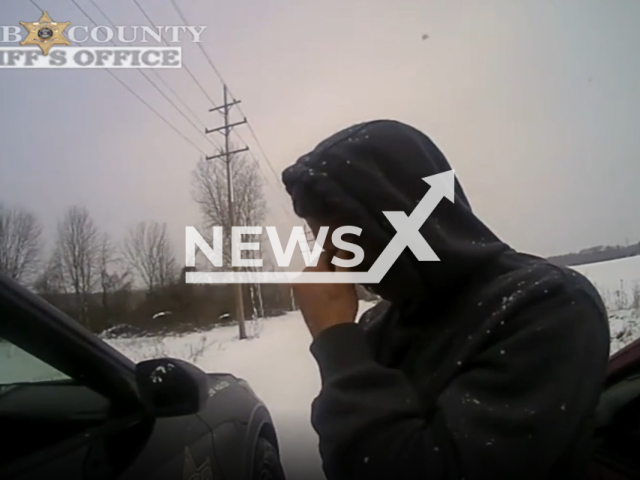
[103,256,640,479]
[572,255,640,352]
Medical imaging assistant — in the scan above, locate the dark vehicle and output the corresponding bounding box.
[592,337,640,479]
[0,274,285,480]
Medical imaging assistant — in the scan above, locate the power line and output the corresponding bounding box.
[27,0,295,219]
[24,0,208,154]
[167,0,287,196]
[105,70,208,154]
[241,120,280,181]
[131,0,221,111]
[137,0,294,219]
[81,0,294,222]
[149,69,207,130]
[69,0,213,150]
[169,0,226,85]
[83,0,221,150]
[28,0,43,12]
[68,0,96,29]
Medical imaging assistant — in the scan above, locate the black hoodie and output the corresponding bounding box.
[282,120,610,480]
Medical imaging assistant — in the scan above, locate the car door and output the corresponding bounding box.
[590,339,640,479]
[0,273,215,480]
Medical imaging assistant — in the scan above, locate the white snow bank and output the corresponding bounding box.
[608,308,640,353]
[572,255,640,312]
[572,255,640,352]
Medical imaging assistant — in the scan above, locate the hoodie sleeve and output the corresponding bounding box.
[309,292,609,480]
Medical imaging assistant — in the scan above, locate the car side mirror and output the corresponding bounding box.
[135,358,209,418]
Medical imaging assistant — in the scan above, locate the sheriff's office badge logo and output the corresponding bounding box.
[183,447,213,480]
[20,11,71,56]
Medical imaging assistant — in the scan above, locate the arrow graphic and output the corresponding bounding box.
[365,169,455,282]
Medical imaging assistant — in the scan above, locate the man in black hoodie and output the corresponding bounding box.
[282,120,610,480]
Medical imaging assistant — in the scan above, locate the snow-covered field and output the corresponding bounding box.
[573,255,640,352]
[102,256,640,479]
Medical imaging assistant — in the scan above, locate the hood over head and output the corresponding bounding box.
[282,120,510,303]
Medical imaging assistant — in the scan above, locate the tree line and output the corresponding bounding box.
[0,152,295,336]
[548,243,640,267]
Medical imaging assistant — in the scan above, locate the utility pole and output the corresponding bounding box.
[289,223,315,312]
[205,85,248,339]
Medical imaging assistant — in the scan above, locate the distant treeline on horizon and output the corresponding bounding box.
[548,242,640,267]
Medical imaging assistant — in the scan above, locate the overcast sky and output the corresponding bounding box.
[1,0,639,262]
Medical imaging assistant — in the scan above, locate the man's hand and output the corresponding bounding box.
[293,250,358,338]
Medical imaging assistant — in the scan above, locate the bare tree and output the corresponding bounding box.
[192,152,267,326]
[99,234,114,306]
[123,221,177,293]
[56,206,101,327]
[191,151,266,264]
[34,248,67,296]
[98,233,132,315]
[0,204,42,283]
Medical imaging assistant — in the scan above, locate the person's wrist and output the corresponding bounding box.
[308,317,353,338]
[310,323,372,382]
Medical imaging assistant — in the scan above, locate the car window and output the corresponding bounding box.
[0,335,111,468]
[0,336,69,385]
